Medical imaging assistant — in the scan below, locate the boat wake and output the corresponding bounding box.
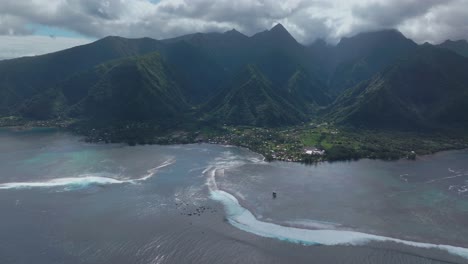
[0,158,175,190]
[205,162,468,260]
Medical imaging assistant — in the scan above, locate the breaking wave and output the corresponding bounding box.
[205,164,468,260]
[0,158,175,190]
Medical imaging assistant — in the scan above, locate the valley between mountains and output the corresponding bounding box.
[2,24,468,162]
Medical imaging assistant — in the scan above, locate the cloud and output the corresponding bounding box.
[351,0,449,29]
[0,35,92,60]
[398,0,468,43]
[0,14,32,35]
[0,0,467,57]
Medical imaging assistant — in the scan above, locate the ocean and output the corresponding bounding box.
[1,128,467,264]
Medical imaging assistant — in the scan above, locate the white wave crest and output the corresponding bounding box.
[0,176,124,189]
[0,158,175,190]
[135,158,176,182]
[206,168,468,260]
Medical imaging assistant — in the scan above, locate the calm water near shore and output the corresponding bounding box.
[1,128,467,264]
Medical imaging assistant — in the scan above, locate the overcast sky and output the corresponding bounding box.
[1,0,467,59]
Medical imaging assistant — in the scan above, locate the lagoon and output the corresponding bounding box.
[1,128,467,264]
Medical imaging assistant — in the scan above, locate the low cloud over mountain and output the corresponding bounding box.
[1,0,467,59]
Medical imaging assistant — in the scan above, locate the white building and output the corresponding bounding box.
[304,147,325,156]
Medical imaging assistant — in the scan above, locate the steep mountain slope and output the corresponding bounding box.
[162,29,250,73]
[204,65,305,126]
[0,36,164,114]
[316,30,418,94]
[250,24,302,52]
[164,24,316,79]
[437,40,468,58]
[251,24,320,79]
[255,50,307,88]
[0,23,318,114]
[306,39,334,81]
[162,41,227,104]
[284,68,331,112]
[3,25,468,132]
[326,46,468,129]
[20,53,188,121]
[81,53,188,121]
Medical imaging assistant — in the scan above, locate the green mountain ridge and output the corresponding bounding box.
[0,36,165,114]
[327,29,418,94]
[284,68,332,112]
[326,46,468,129]
[204,65,305,126]
[437,39,468,58]
[1,24,468,132]
[20,53,188,121]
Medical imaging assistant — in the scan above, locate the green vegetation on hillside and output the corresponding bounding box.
[326,46,468,129]
[1,25,468,163]
[20,53,189,122]
[204,64,306,126]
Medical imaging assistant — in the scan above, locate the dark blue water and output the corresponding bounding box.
[1,128,468,264]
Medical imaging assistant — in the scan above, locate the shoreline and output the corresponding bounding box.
[1,119,468,164]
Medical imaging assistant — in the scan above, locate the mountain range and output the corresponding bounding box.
[1,24,468,130]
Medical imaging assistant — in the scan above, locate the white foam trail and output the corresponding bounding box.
[134,158,175,182]
[285,219,341,230]
[205,167,218,191]
[0,176,124,189]
[206,168,468,260]
[0,158,175,190]
[425,173,468,184]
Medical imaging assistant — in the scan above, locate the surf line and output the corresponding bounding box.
[205,167,468,260]
[0,158,176,190]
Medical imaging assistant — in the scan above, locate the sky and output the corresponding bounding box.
[0,0,467,59]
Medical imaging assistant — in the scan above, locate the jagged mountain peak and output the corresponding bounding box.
[437,39,468,57]
[270,23,288,33]
[251,23,299,45]
[269,23,296,41]
[337,29,414,47]
[224,28,246,38]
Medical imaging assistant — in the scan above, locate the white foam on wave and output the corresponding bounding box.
[284,219,341,230]
[206,167,468,260]
[0,158,175,190]
[0,175,124,189]
[136,158,175,182]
